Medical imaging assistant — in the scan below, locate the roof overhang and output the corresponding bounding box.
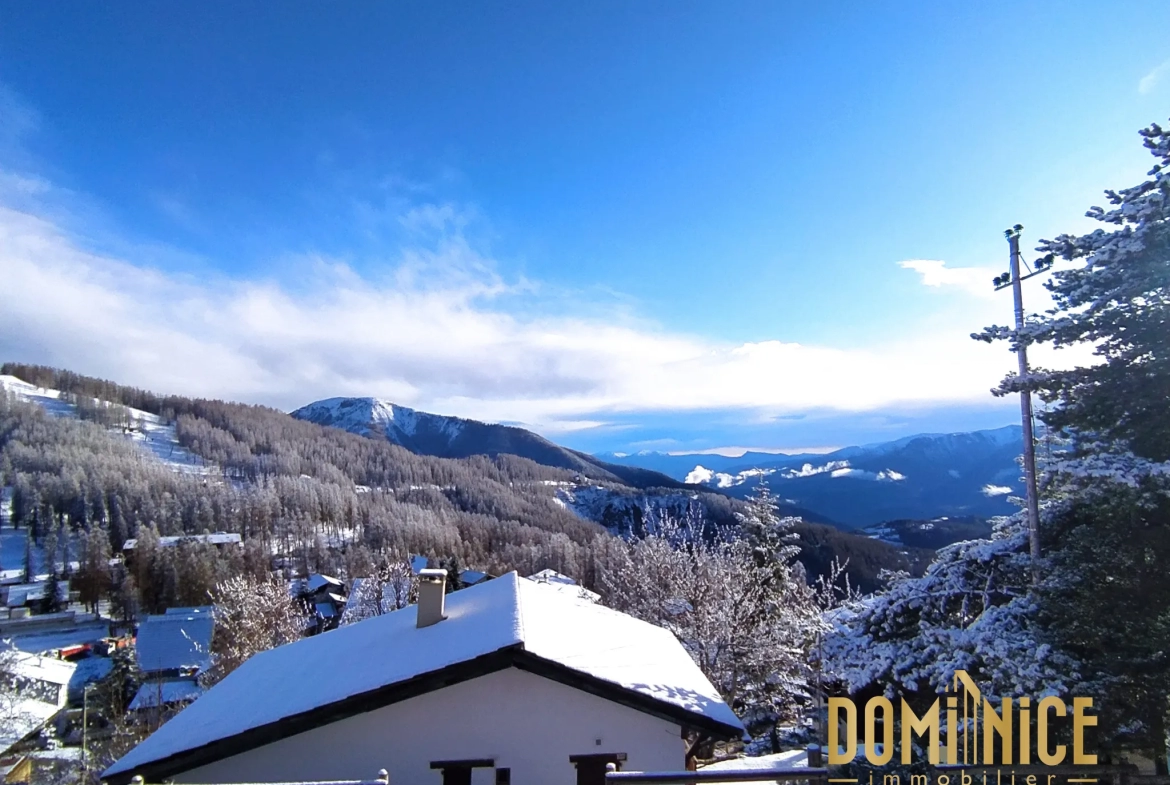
[105,643,742,785]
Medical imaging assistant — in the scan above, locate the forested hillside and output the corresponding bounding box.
[291,395,698,491]
[0,364,922,602]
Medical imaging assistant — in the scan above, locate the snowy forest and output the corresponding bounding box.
[0,361,919,608]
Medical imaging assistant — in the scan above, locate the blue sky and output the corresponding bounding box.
[1,2,1167,454]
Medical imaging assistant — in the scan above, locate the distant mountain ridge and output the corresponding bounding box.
[599,426,1026,527]
[290,396,692,491]
[0,363,939,595]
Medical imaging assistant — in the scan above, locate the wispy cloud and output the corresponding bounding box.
[0,195,1065,437]
[899,259,998,298]
[1139,58,1170,95]
[0,119,1096,444]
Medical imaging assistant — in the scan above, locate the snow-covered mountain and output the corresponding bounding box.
[292,397,468,445]
[292,397,1026,528]
[599,426,1026,527]
[290,397,688,490]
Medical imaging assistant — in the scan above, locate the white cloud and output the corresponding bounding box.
[899,259,998,297]
[783,461,850,478]
[1139,58,1170,95]
[829,467,905,482]
[0,187,1094,437]
[982,484,1013,497]
[684,466,715,485]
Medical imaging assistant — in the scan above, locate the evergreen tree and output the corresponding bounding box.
[975,120,1170,461]
[975,118,1170,771]
[42,569,62,614]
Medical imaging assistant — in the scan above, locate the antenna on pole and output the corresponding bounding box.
[995,224,1050,574]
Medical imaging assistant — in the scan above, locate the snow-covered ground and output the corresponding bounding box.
[0,375,214,476]
[5,623,112,656]
[1,487,84,581]
[701,748,810,773]
[554,484,633,520]
[552,484,704,533]
[2,487,38,581]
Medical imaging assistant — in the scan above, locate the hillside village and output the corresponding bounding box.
[0,92,1166,785]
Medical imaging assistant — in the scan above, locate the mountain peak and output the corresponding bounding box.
[290,396,689,491]
[292,396,464,442]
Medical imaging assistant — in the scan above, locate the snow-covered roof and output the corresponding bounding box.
[528,568,578,585]
[134,615,214,675]
[0,698,59,756]
[4,650,77,687]
[122,533,241,550]
[128,680,205,711]
[523,575,600,603]
[702,750,810,771]
[165,606,213,615]
[67,655,114,704]
[107,572,743,779]
[6,622,110,655]
[459,569,489,585]
[306,574,345,593]
[4,581,69,608]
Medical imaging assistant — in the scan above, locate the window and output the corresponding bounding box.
[431,758,495,785]
[569,752,627,785]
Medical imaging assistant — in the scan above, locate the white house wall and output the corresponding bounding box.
[175,667,686,785]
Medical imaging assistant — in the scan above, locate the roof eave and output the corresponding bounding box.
[103,645,523,785]
[104,644,742,784]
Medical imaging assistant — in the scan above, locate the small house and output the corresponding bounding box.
[121,534,241,572]
[0,653,75,757]
[292,575,348,633]
[128,611,214,712]
[105,570,744,785]
[527,569,600,603]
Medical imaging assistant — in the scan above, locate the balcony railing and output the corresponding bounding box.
[125,774,389,785]
[606,768,829,784]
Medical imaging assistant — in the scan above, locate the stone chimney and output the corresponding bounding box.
[417,568,448,628]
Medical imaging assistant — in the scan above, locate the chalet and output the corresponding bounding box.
[2,580,70,614]
[527,569,600,603]
[0,652,75,757]
[105,570,745,785]
[121,533,241,572]
[127,609,213,711]
[1,651,74,709]
[292,575,348,633]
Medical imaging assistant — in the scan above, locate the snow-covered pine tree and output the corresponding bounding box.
[975,120,1170,461]
[736,481,801,570]
[974,118,1170,771]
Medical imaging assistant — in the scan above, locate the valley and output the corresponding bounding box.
[0,364,968,596]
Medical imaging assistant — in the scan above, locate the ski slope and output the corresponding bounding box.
[0,374,214,476]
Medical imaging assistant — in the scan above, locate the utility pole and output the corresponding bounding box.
[82,682,92,778]
[995,224,1052,570]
